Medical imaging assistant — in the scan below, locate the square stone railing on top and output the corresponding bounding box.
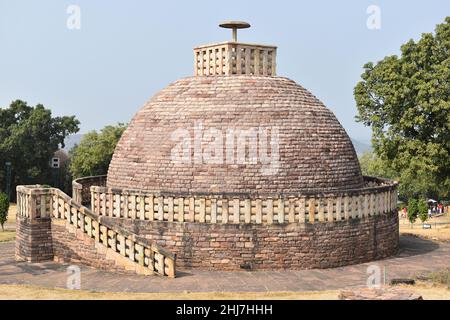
[194,41,277,76]
[89,177,398,225]
[16,185,176,278]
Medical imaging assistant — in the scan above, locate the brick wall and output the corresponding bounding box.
[15,216,53,262]
[50,220,133,273]
[15,217,148,274]
[102,211,399,270]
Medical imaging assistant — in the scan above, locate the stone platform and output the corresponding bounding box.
[0,235,448,294]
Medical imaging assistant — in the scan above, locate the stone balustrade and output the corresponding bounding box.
[72,175,107,206]
[90,176,398,225]
[16,185,176,278]
[194,41,277,76]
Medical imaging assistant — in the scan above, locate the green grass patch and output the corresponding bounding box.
[0,231,15,243]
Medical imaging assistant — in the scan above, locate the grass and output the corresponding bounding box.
[399,213,450,242]
[0,204,16,242]
[400,226,450,242]
[424,268,450,287]
[0,285,339,300]
[0,283,449,300]
[0,231,15,242]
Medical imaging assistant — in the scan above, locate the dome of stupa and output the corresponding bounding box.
[107,75,364,195]
[107,21,363,195]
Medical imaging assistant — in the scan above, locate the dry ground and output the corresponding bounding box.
[0,283,448,300]
[0,231,15,243]
[0,285,339,300]
[399,213,450,242]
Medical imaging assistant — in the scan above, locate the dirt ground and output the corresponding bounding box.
[0,282,448,300]
[0,285,339,300]
[399,213,450,242]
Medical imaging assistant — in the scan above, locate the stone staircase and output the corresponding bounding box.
[15,185,176,278]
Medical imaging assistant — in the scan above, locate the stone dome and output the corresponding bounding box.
[107,75,364,195]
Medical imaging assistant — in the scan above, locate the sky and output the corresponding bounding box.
[0,0,449,143]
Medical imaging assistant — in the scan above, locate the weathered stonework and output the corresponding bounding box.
[15,216,53,262]
[73,175,106,206]
[16,23,400,275]
[107,76,364,195]
[15,186,176,277]
[102,211,399,270]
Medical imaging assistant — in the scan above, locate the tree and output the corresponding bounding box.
[358,151,397,179]
[0,100,80,197]
[407,198,418,224]
[418,199,429,223]
[354,17,450,200]
[69,124,127,178]
[0,192,9,231]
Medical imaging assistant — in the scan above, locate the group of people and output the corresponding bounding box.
[400,201,446,219]
[428,203,445,217]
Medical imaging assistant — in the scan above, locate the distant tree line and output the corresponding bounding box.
[0,100,126,201]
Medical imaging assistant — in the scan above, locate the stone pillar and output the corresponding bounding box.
[15,215,53,262]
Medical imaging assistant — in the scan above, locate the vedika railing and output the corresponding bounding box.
[89,177,398,225]
[16,185,176,278]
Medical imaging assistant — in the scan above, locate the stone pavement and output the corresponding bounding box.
[0,235,448,293]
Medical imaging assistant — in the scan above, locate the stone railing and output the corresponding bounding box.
[194,41,277,76]
[72,175,107,206]
[90,177,398,225]
[16,185,176,278]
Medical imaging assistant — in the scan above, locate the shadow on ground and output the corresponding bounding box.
[397,234,439,258]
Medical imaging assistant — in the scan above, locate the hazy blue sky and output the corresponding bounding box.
[1,0,448,142]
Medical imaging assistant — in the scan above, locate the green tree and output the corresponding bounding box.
[0,192,9,231]
[69,124,127,178]
[418,199,429,223]
[358,151,397,179]
[0,100,79,196]
[354,17,450,200]
[408,198,419,224]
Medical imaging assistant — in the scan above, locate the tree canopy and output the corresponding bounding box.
[69,124,127,178]
[358,151,397,180]
[0,100,79,194]
[354,17,450,200]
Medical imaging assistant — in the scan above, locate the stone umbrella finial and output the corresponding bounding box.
[219,21,251,42]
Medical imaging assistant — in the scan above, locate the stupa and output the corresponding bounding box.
[100,22,399,270]
[16,22,399,275]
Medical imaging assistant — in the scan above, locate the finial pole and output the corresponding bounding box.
[232,28,237,42]
[219,21,251,42]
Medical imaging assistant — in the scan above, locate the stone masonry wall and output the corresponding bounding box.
[102,211,399,270]
[72,175,106,206]
[15,216,53,262]
[50,220,135,274]
[15,217,150,274]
